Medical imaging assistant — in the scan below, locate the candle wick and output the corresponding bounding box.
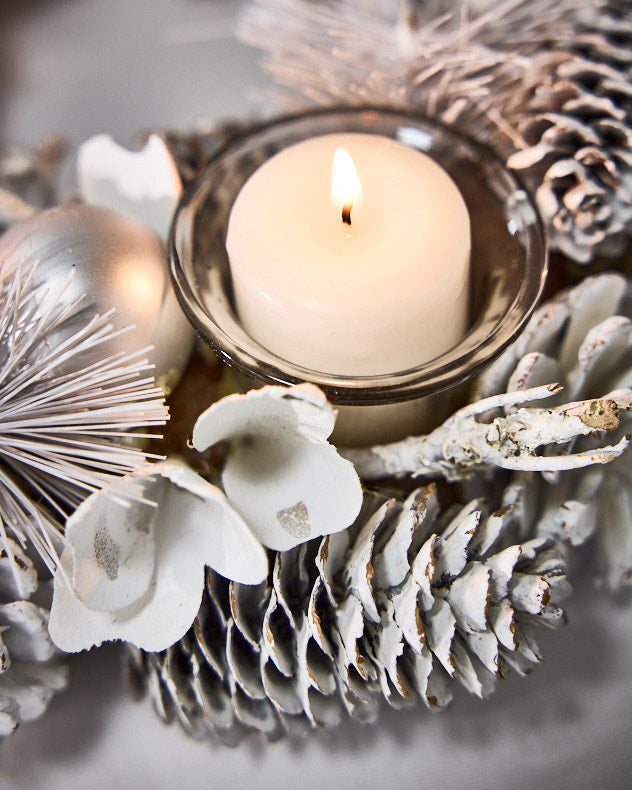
[342,203,352,225]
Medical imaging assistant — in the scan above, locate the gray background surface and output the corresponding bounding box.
[1,2,631,788]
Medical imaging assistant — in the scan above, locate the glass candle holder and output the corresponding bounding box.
[169,107,547,446]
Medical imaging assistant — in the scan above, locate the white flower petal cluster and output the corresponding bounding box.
[50,385,363,652]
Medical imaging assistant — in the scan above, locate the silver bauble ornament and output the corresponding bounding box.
[0,204,193,393]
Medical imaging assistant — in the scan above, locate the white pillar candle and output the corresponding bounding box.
[226,133,470,376]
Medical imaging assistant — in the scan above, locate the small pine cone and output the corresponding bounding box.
[0,540,68,736]
[125,485,569,744]
[505,53,632,264]
[474,271,632,590]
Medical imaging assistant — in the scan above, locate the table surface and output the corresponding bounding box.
[1,2,632,788]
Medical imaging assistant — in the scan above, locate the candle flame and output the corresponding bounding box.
[331,148,361,226]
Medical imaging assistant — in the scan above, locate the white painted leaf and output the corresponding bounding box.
[261,590,294,677]
[307,578,335,659]
[452,638,487,698]
[515,296,569,359]
[537,498,597,546]
[469,504,512,558]
[0,630,9,673]
[316,531,350,606]
[507,143,556,170]
[0,697,19,735]
[226,622,265,700]
[405,645,433,702]
[373,597,409,700]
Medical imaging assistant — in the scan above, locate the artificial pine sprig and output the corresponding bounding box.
[0,261,168,573]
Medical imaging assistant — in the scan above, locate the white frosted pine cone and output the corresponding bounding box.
[505,53,632,263]
[474,272,632,589]
[125,484,569,743]
[0,540,68,736]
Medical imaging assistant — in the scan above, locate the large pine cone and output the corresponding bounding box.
[505,53,632,264]
[0,540,68,736]
[474,272,632,589]
[126,485,569,744]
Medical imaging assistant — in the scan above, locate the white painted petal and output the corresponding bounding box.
[77,133,182,238]
[67,486,157,612]
[192,384,335,451]
[193,385,362,551]
[49,463,268,653]
[157,462,268,585]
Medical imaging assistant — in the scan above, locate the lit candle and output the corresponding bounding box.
[226,133,470,376]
